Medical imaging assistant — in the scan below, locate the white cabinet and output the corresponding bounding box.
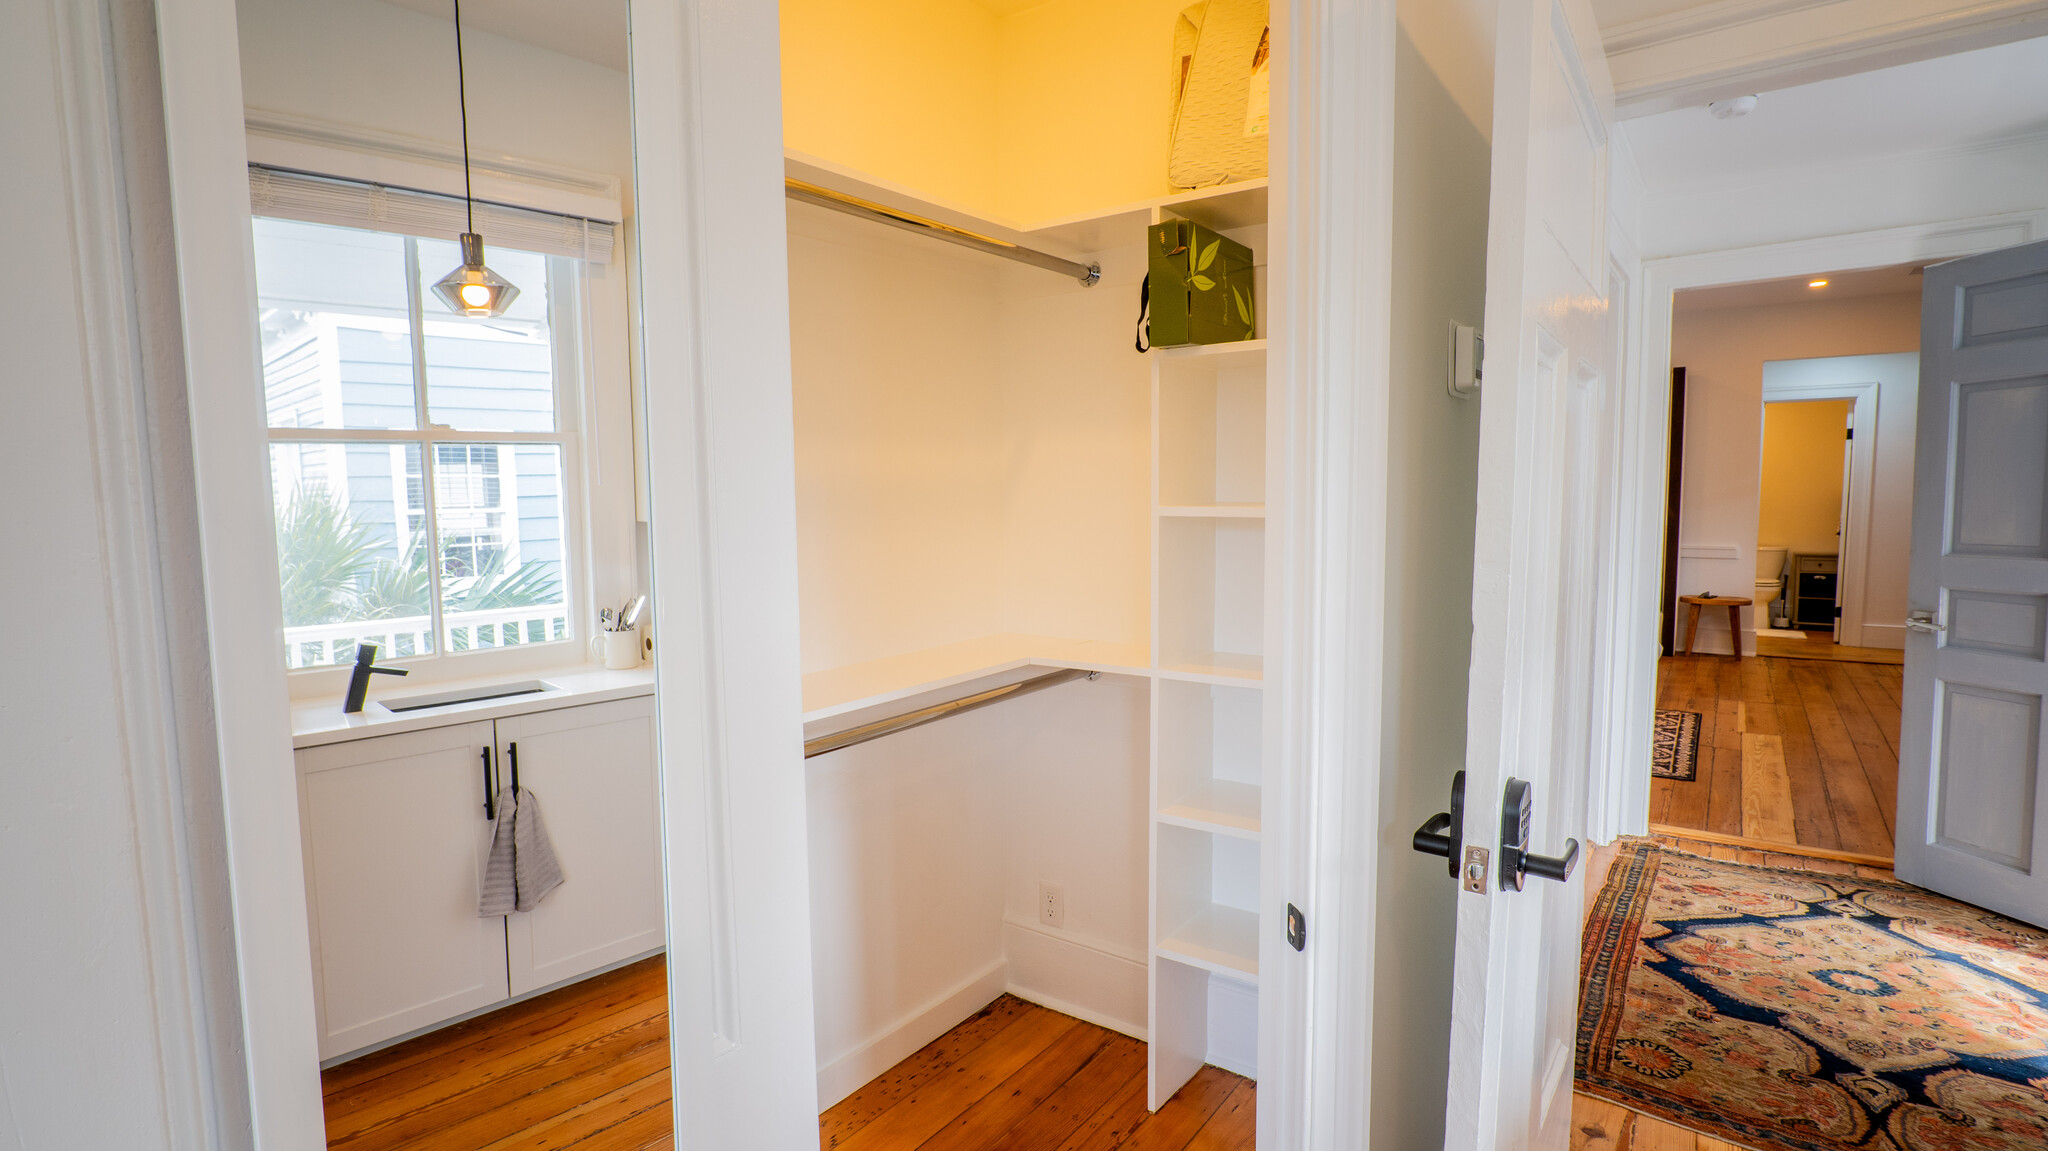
[296,695,662,1061]
[499,698,665,995]
[298,720,507,1061]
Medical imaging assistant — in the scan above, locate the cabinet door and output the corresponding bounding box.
[298,721,507,1060]
[498,697,664,995]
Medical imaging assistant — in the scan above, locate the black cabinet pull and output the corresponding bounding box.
[508,742,520,793]
[481,746,497,821]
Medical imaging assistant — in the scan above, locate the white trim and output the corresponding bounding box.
[154,0,330,1144]
[1759,372,1879,647]
[812,960,1008,1110]
[244,107,622,222]
[1607,0,2048,119]
[1266,0,1395,1147]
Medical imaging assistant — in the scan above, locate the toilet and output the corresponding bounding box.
[1756,545,1789,627]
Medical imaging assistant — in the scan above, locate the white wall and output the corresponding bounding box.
[1670,294,1920,652]
[1370,19,1490,1151]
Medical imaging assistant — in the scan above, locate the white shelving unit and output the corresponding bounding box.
[1147,218,1270,1107]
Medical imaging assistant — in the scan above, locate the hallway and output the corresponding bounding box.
[1650,654,1901,860]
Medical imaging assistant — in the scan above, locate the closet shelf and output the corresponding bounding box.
[1153,339,1267,368]
[1157,904,1260,980]
[1031,179,1269,251]
[1157,504,1266,519]
[1159,780,1261,839]
[1156,652,1264,686]
[801,633,1149,724]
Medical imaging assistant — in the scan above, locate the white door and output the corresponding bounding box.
[1899,238,2048,927]
[501,698,667,995]
[1443,0,1620,1147]
[297,721,507,1060]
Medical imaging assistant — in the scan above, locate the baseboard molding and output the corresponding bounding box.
[1858,622,1906,650]
[814,958,1009,1109]
[1205,972,1258,1079]
[1001,915,1147,1041]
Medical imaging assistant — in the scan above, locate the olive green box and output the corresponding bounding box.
[1148,218,1256,347]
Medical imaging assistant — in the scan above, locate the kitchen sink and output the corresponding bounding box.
[380,679,558,713]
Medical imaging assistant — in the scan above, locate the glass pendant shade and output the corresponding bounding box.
[432,232,520,317]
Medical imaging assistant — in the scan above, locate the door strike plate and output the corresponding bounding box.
[1462,846,1490,893]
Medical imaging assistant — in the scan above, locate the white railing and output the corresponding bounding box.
[283,605,571,669]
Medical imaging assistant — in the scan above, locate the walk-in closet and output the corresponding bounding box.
[780,0,1279,1116]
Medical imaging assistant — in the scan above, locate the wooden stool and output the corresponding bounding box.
[1680,594,1752,659]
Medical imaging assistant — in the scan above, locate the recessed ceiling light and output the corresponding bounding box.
[1808,279,1829,289]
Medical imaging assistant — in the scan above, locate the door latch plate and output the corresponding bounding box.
[1462,846,1490,893]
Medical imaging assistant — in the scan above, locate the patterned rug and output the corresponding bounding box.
[1652,710,1701,781]
[1577,843,2048,1151]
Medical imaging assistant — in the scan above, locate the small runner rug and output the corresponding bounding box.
[1577,842,2048,1151]
[1652,710,1701,782]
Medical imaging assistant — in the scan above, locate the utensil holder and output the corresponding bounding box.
[593,628,641,670]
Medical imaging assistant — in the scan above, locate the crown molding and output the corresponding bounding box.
[1605,0,2048,119]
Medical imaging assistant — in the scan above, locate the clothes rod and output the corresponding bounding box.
[786,179,1100,287]
[804,667,1098,759]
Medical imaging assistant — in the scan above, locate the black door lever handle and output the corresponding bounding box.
[1409,770,1465,878]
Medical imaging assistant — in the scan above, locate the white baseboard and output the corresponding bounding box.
[1206,972,1258,1079]
[1001,914,1147,1041]
[814,958,1008,1109]
[1859,622,1906,650]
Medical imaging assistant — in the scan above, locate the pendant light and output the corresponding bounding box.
[431,0,520,317]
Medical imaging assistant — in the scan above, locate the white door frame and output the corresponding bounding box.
[147,0,1397,1146]
[1757,372,1878,647]
[1613,210,2048,831]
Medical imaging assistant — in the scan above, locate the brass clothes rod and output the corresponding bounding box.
[786,179,1101,287]
[803,667,1099,758]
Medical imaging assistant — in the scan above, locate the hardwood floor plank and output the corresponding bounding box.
[478,1066,671,1151]
[911,1020,1111,1151]
[1739,734,1797,845]
[820,995,1034,1148]
[1182,1080,1256,1151]
[1114,1066,1240,1151]
[835,1009,1079,1151]
[1769,689,1842,851]
[1841,663,1902,757]
[1051,1068,1151,1151]
[1790,664,1893,856]
[1571,1093,1634,1151]
[1705,746,1743,838]
[1825,664,1900,836]
[356,1029,671,1151]
[976,1034,1147,1151]
[1629,1113,1699,1150]
[322,956,665,1098]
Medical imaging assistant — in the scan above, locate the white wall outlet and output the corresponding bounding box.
[1038,883,1065,929]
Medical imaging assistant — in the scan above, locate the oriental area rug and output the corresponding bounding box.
[1652,709,1701,781]
[1577,842,2048,1151]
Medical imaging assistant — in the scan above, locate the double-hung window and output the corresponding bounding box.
[252,174,608,672]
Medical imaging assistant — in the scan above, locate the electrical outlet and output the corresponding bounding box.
[1039,883,1065,928]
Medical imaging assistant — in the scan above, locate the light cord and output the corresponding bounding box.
[454,0,473,235]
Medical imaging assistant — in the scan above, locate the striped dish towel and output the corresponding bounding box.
[479,787,565,916]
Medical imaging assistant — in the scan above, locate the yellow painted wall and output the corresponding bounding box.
[1759,399,1851,557]
[780,0,1266,224]
[779,0,1001,212]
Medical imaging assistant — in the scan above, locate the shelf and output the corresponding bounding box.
[1158,504,1265,518]
[1154,339,1267,369]
[1157,904,1260,980]
[801,633,1149,724]
[1156,653,1264,684]
[1159,780,1261,839]
[1028,179,1270,252]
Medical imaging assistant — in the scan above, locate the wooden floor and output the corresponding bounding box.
[323,959,1251,1151]
[322,956,674,1151]
[1576,832,1899,1150]
[1753,629,1904,665]
[821,995,1254,1151]
[1651,653,1900,861]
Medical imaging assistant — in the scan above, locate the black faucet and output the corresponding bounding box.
[343,643,409,713]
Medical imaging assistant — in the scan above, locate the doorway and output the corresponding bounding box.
[1757,398,1851,641]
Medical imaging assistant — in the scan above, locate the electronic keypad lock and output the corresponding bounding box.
[1499,777,1580,891]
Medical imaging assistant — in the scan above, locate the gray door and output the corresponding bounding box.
[1901,238,2048,926]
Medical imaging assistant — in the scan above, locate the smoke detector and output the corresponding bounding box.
[1708,95,1760,120]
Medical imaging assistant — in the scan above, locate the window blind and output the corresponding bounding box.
[248,165,616,265]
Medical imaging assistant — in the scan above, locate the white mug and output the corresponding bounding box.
[593,628,641,670]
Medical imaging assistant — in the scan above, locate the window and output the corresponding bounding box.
[255,216,580,670]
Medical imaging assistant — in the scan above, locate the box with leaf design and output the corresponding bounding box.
[1147,218,1256,347]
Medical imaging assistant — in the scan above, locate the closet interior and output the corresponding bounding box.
[781,0,1279,1115]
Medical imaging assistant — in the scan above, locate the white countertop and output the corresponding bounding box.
[291,664,656,749]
